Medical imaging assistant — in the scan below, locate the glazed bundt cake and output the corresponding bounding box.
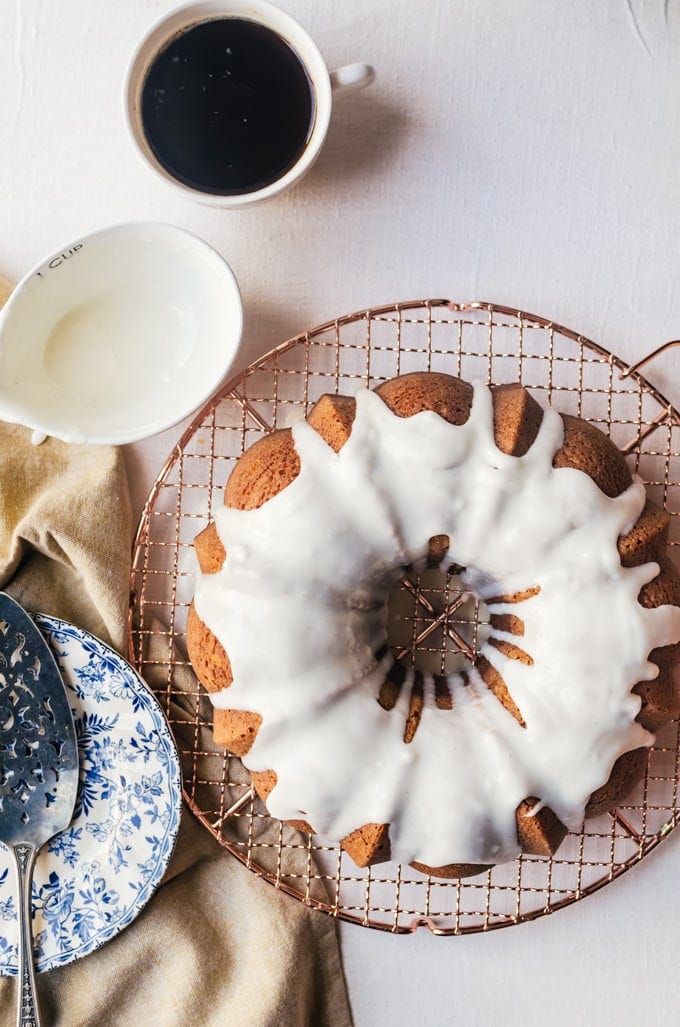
[187,372,680,877]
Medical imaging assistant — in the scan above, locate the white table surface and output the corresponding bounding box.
[3,1,680,1024]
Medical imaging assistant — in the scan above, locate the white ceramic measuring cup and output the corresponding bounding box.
[0,222,242,445]
[124,0,375,208]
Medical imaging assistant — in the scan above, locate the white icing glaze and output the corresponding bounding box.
[194,384,680,866]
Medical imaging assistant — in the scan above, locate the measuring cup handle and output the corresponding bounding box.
[329,63,376,94]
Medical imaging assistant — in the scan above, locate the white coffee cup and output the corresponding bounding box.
[124,0,375,208]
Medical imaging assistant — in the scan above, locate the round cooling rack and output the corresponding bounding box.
[129,299,680,935]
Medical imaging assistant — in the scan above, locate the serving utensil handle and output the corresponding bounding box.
[12,844,41,1027]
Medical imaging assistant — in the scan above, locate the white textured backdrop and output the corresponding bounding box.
[2,1,680,1024]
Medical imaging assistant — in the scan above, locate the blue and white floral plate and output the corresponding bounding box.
[0,615,182,976]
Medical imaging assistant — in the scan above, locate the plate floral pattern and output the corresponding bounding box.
[0,615,182,975]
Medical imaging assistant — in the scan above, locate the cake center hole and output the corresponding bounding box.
[386,559,491,679]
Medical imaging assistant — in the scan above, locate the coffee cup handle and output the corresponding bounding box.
[329,63,375,94]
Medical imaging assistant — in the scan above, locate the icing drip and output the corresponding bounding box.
[195,384,680,866]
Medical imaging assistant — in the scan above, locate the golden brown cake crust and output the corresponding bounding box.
[341,824,391,868]
[194,522,226,574]
[186,601,231,694]
[307,393,356,452]
[225,428,300,511]
[585,748,649,818]
[491,384,543,456]
[553,414,632,497]
[375,372,473,425]
[410,860,491,879]
[187,373,680,876]
[515,798,568,857]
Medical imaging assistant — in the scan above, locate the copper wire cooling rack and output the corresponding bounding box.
[129,300,680,935]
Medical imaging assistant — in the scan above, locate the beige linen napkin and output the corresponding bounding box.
[0,277,351,1027]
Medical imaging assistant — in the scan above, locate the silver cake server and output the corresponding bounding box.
[0,593,78,1027]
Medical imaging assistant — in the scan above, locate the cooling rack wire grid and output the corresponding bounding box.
[130,300,680,935]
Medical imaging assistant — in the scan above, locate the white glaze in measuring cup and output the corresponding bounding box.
[0,222,243,445]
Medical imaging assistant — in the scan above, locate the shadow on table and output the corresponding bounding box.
[309,90,410,188]
[237,296,308,370]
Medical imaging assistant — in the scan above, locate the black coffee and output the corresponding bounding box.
[141,18,315,195]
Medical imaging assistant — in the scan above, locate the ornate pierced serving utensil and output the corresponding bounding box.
[0,593,78,1026]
